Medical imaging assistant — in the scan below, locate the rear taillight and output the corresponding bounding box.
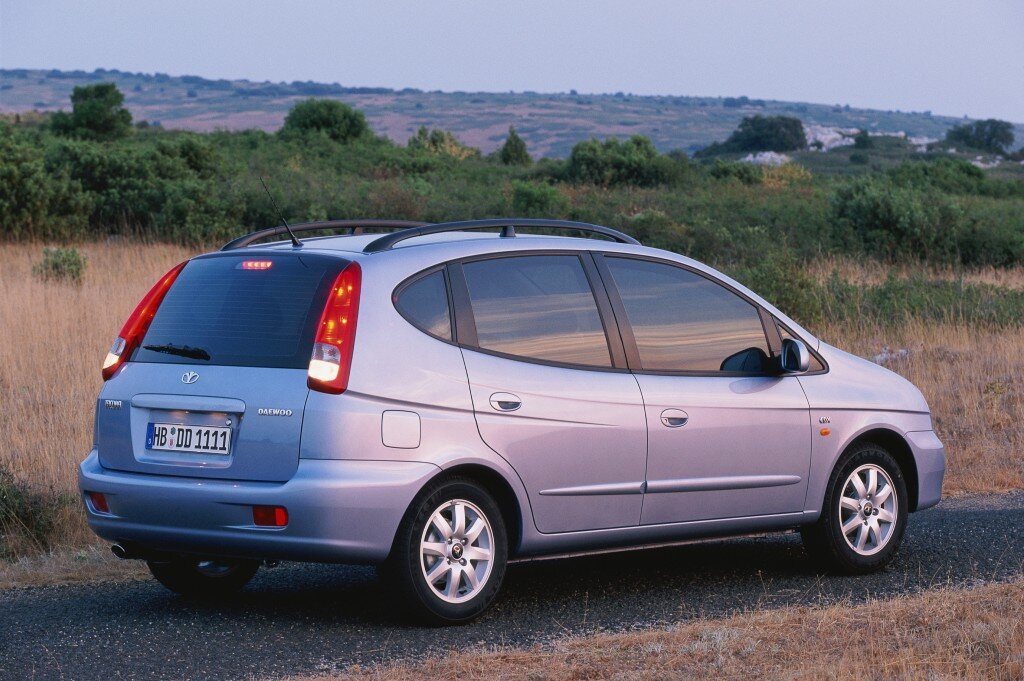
[102,261,188,380]
[307,262,361,394]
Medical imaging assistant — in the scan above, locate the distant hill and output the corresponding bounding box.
[2,68,1020,157]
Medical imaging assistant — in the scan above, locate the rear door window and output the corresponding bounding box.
[394,269,452,341]
[461,255,612,367]
[604,257,771,373]
[133,254,341,369]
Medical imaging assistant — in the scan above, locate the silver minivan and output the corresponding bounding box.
[80,219,945,623]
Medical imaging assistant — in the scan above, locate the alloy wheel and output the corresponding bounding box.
[419,499,494,604]
[838,463,899,556]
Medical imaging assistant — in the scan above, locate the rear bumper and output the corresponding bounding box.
[79,450,439,563]
[906,430,945,511]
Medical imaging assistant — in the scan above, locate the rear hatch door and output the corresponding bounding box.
[96,251,345,482]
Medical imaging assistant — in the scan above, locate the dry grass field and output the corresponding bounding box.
[312,579,1024,680]
[0,243,1022,556]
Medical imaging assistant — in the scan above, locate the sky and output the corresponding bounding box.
[2,0,1022,121]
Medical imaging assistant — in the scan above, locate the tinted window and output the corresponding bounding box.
[462,255,611,367]
[134,255,338,369]
[605,257,771,373]
[395,270,452,340]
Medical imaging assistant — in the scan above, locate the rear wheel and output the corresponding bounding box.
[801,442,909,574]
[387,478,507,624]
[147,557,260,597]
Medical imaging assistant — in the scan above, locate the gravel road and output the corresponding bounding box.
[2,492,1022,680]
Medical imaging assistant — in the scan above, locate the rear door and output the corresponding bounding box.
[597,255,812,525]
[452,253,648,534]
[96,252,344,482]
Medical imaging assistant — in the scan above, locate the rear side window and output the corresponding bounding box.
[133,254,340,369]
[394,270,452,341]
[462,255,611,367]
[604,257,771,373]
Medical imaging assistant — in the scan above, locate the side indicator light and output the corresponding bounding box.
[820,427,832,437]
[253,505,288,527]
[88,492,110,514]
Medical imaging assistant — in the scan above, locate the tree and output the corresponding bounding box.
[697,115,807,156]
[945,119,1015,154]
[50,83,133,141]
[280,98,368,143]
[853,130,873,149]
[498,126,531,165]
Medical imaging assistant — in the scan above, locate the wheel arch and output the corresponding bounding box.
[845,428,920,512]
[393,463,526,559]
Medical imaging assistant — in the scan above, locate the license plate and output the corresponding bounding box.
[146,423,231,455]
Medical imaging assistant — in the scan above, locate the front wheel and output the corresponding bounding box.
[147,557,260,597]
[801,442,909,574]
[387,478,508,624]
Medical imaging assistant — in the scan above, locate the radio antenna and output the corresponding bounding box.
[259,176,301,247]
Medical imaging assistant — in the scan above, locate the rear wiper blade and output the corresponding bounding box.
[142,343,211,361]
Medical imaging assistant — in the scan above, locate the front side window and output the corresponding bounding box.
[604,257,771,373]
[462,255,611,367]
[395,270,452,341]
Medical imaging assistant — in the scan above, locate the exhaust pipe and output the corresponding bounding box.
[111,543,132,559]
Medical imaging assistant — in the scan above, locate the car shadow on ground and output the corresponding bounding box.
[155,533,820,628]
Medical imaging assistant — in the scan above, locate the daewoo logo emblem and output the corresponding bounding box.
[181,371,200,384]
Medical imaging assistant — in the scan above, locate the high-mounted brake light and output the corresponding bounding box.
[238,260,273,270]
[308,262,361,394]
[102,261,188,380]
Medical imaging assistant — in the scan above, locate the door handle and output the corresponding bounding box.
[489,392,522,412]
[660,409,689,428]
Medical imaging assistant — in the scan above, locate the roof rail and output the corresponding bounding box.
[220,219,430,251]
[362,218,641,253]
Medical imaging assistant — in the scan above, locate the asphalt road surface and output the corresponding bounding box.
[2,492,1022,680]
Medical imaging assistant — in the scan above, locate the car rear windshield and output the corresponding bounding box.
[132,254,344,369]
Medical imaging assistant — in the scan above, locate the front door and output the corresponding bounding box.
[598,255,812,525]
[454,254,648,534]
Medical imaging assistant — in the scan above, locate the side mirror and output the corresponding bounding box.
[779,338,810,374]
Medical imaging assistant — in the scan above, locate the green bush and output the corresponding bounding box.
[32,247,87,283]
[0,464,71,556]
[728,250,825,326]
[887,157,1024,199]
[849,152,870,165]
[853,130,873,149]
[279,98,368,144]
[0,123,51,237]
[830,177,964,262]
[511,181,567,217]
[564,135,683,187]
[708,160,762,184]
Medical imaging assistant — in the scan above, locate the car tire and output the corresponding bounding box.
[147,558,260,597]
[801,441,909,574]
[387,477,508,624]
